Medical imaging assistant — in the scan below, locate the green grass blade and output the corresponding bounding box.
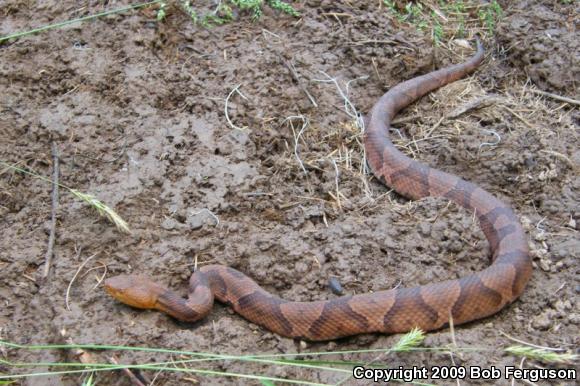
[0,161,130,233]
[0,339,488,359]
[505,346,578,364]
[1,363,330,386]
[0,1,162,43]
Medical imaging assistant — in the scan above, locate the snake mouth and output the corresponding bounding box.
[103,279,121,297]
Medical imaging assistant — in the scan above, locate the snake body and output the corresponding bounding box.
[105,40,532,341]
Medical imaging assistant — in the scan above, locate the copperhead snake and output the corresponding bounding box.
[105,39,532,341]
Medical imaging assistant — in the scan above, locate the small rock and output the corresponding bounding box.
[551,239,580,261]
[520,216,532,230]
[188,215,205,230]
[161,218,179,231]
[328,277,343,295]
[382,238,396,250]
[534,232,548,242]
[539,259,551,271]
[114,253,131,263]
[532,312,553,330]
[256,239,273,251]
[294,261,308,274]
[302,206,324,219]
[418,222,431,237]
[340,223,354,235]
[554,300,572,312]
[529,248,548,259]
[449,240,463,253]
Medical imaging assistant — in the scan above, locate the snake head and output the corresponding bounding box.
[105,274,167,310]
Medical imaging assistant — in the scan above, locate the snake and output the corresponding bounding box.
[105,39,532,341]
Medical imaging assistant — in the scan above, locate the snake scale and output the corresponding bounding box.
[105,39,532,341]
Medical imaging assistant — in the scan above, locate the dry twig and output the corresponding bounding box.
[224,84,248,131]
[276,53,318,107]
[65,250,98,311]
[109,355,148,386]
[43,142,60,279]
[284,115,310,175]
[529,89,580,106]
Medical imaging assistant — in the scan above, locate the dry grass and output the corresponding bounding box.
[277,48,577,213]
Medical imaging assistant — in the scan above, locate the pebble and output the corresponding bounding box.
[530,248,548,259]
[340,223,354,235]
[114,252,131,263]
[294,261,308,274]
[533,232,548,241]
[161,218,179,231]
[551,239,580,261]
[188,215,205,230]
[538,259,551,271]
[328,277,344,295]
[532,311,554,330]
[418,222,431,237]
[554,299,572,312]
[520,215,532,230]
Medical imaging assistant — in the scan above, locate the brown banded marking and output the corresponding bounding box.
[493,250,532,296]
[451,272,505,322]
[215,266,266,307]
[157,290,210,322]
[236,293,294,337]
[202,268,228,301]
[104,39,532,341]
[477,206,521,255]
[279,302,326,338]
[418,280,463,328]
[377,146,412,185]
[425,169,457,196]
[495,223,519,247]
[307,297,370,339]
[225,266,249,279]
[388,161,431,199]
[478,206,519,232]
[479,264,518,302]
[348,291,398,332]
[443,178,476,209]
[382,287,440,332]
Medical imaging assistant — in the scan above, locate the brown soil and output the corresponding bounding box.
[1,1,578,385]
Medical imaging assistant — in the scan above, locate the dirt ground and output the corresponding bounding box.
[0,1,578,385]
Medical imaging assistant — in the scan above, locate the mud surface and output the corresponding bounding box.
[1,1,578,385]
[497,0,578,96]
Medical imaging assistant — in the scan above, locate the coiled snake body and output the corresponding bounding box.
[105,40,532,341]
